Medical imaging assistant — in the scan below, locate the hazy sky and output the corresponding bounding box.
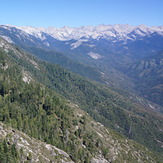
[1,0,163,27]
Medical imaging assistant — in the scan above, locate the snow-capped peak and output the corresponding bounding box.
[15,26,46,41]
[1,24,163,42]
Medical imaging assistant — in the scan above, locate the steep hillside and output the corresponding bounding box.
[0,119,160,163]
[0,42,161,162]
[0,122,73,163]
[26,47,106,84]
[26,46,135,91]
[0,37,163,158]
[126,51,163,106]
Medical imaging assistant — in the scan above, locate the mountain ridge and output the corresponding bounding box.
[2,24,163,42]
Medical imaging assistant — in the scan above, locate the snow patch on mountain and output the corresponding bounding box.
[44,42,50,46]
[70,39,88,49]
[1,35,14,44]
[14,26,46,41]
[87,44,95,48]
[88,52,102,59]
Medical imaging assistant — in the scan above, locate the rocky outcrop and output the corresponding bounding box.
[0,122,74,163]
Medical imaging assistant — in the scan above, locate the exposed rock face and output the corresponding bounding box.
[0,122,74,163]
[91,157,109,163]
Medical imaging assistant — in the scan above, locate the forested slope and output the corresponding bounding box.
[0,37,162,162]
[126,51,163,106]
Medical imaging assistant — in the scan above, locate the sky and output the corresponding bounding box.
[1,0,163,27]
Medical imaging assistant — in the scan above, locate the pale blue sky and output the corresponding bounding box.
[1,0,163,27]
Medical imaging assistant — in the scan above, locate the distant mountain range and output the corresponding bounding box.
[1,24,163,52]
[1,24,163,58]
[2,24,163,41]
